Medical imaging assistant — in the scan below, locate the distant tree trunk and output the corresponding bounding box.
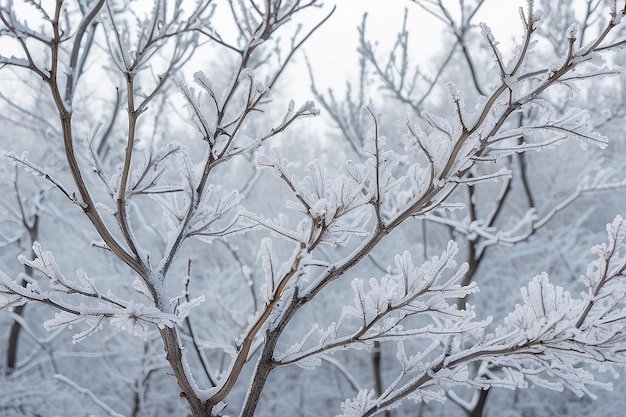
[6,303,26,375]
[5,215,39,375]
[372,341,390,417]
[467,389,489,417]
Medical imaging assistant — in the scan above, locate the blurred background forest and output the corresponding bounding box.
[1,0,626,416]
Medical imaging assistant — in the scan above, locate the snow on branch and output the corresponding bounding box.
[271,99,320,135]
[82,121,116,197]
[469,216,626,395]
[277,242,486,368]
[487,106,609,157]
[185,184,241,238]
[1,151,80,206]
[173,76,215,143]
[256,149,371,247]
[0,242,204,343]
[336,216,626,416]
[128,142,185,196]
[175,71,319,170]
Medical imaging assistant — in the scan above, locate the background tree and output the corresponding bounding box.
[1,1,626,417]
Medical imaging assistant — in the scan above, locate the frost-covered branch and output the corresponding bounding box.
[1,151,76,205]
[0,242,202,343]
[1,1,626,417]
[337,215,626,417]
[276,242,485,368]
[423,167,626,257]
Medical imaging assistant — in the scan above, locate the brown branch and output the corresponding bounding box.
[45,2,145,285]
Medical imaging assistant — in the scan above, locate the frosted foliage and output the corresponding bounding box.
[339,390,378,417]
[336,244,479,341]
[187,185,241,238]
[173,77,214,142]
[1,0,626,416]
[504,273,581,341]
[277,242,486,369]
[333,217,626,417]
[0,242,204,343]
[109,301,178,338]
[477,216,626,396]
[0,271,40,310]
[256,150,371,246]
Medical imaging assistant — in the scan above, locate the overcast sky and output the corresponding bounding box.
[297,0,524,100]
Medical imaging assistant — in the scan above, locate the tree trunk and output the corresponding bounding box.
[467,389,489,417]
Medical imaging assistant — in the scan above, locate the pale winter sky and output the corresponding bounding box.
[298,0,524,100]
